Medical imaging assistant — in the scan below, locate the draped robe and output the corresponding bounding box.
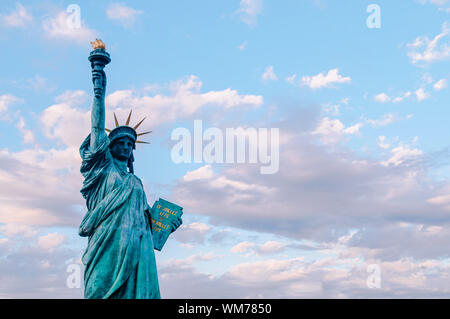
[78,132,160,299]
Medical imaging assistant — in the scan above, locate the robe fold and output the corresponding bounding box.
[78,132,160,299]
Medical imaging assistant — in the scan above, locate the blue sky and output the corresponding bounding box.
[1,0,450,298]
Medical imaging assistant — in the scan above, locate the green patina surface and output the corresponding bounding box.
[79,132,161,299]
[77,45,181,299]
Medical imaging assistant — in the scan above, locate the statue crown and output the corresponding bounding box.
[105,110,151,145]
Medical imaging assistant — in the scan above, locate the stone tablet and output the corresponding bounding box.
[150,198,183,251]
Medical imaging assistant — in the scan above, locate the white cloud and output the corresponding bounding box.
[187,222,211,233]
[38,78,261,152]
[0,146,82,226]
[106,76,263,127]
[179,252,221,265]
[323,103,340,116]
[312,117,362,144]
[231,241,255,253]
[434,78,447,90]
[16,117,35,144]
[230,240,287,255]
[106,3,143,27]
[285,74,297,85]
[374,92,413,104]
[427,193,450,209]
[262,65,278,81]
[374,93,390,103]
[1,3,33,28]
[160,250,450,298]
[415,88,430,102]
[226,257,308,286]
[301,68,351,89]
[172,222,212,244]
[343,123,363,135]
[0,91,92,228]
[210,176,274,194]
[407,22,450,64]
[161,252,224,273]
[377,136,390,149]
[40,90,90,147]
[0,241,83,298]
[367,113,397,127]
[393,91,412,103]
[0,224,37,238]
[171,107,450,262]
[42,11,97,44]
[312,118,344,144]
[0,94,23,113]
[257,241,286,254]
[183,165,214,181]
[231,240,287,255]
[37,233,66,250]
[4,234,450,298]
[237,0,263,27]
[381,145,423,166]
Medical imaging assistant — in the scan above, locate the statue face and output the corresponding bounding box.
[110,136,134,161]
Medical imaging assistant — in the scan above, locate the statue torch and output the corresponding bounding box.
[88,39,111,96]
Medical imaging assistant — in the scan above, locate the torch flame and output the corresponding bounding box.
[90,39,106,50]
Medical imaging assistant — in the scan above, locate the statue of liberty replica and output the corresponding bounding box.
[78,40,183,299]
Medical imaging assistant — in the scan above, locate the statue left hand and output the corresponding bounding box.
[170,216,183,233]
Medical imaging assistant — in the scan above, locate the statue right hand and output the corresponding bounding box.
[92,69,106,98]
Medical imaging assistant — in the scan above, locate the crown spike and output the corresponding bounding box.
[125,109,132,126]
[137,130,152,136]
[108,110,152,146]
[133,117,146,130]
[113,112,119,127]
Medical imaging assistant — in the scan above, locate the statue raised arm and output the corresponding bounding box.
[90,68,107,150]
[88,39,110,150]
